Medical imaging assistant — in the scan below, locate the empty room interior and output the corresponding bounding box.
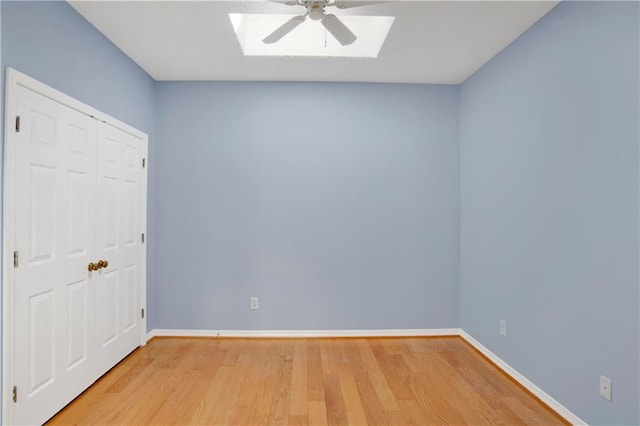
[1,0,639,425]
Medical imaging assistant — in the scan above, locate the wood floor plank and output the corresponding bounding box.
[374,352,414,401]
[47,336,568,426]
[267,339,295,425]
[207,342,254,425]
[352,368,390,426]
[289,339,309,416]
[308,400,329,426]
[148,344,227,424]
[146,369,202,425]
[418,352,476,424]
[288,414,310,426]
[115,342,204,424]
[234,340,269,407]
[112,367,178,424]
[323,373,348,426]
[383,408,411,426]
[188,366,234,424]
[320,340,339,376]
[398,399,446,426]
[307,340,325,402]
[337,364,368,426]
[106,357,155,393]
[410,369,468,425]
[47,355,149,425]
[357,341,399,411]
[244,340,280,425]
[64,356,164,425]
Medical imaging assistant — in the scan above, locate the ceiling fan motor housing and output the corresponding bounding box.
[263,0,357,46]
[307,0,327,20]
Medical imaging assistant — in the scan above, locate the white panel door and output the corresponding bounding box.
[12,86,98,425]
[95,122,145,377]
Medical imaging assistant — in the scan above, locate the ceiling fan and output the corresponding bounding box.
[263,1,379,46]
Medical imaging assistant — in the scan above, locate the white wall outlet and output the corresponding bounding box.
[600,375,612,401]
[500,320,507,336]
[250,297,259,310]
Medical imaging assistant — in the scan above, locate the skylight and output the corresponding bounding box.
[229,13,394,58]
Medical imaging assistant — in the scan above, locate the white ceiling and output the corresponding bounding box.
[68,0,558,84]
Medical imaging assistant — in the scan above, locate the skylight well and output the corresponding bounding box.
[229,13,394,58]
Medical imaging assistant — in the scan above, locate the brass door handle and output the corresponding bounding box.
[89,260,108,271]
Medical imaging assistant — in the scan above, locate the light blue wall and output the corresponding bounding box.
[459,2,639,425]
[154,82,460,330]
[1,0,159,328]
[1,1,156,134]
[0,1,3,422]
[2,1,639,424]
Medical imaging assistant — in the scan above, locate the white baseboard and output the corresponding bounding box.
[459,330,586,425]
[146,329,157,341]
[147,328,460,340]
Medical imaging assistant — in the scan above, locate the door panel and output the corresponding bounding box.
[68,170,90,256]
[124,180,138,246]
[66,278,89,370]
[13,86,98,425]
[28,165,56,262]
[123,264,137,331]
[95,123,143,377]
[28,290,55,394]
[99,269,118,345]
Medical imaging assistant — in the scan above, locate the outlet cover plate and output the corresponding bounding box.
[500,320,507,336]
[600,375,612,401]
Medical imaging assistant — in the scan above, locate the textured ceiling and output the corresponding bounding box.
[69,1,558,84]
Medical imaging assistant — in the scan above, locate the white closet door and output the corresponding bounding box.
[95,122,144,376]
[12,86,98,425]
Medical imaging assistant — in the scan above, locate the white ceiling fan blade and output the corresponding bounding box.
[321,14,356,46]
[334,1,383,9]
[262,15,306,44]
[267,0,301,5]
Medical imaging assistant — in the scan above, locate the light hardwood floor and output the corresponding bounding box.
[47,337,567,425]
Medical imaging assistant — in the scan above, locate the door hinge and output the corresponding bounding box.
[15,116,20,133]
[13,251,18,268]
[141,308,145,319]
[141,233,145,244]
[12,386,17,403]
[142,158,146,168]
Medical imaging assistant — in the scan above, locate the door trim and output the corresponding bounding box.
[2,67,148,424]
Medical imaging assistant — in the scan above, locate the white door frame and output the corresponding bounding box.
[2,67,148,424]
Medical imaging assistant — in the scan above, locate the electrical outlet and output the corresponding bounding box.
[500,320,507,336]
[250,297,259,310]
[600,375,612,401]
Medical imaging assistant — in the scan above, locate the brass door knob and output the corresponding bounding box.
[97,260,108,269]
[88,262,98,272]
